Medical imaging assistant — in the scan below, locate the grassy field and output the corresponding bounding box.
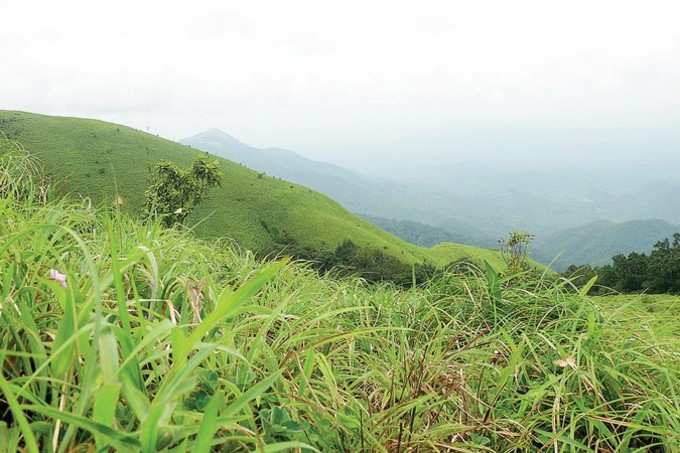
[0,110,506,270]
[593,293,680,343]
[1,150,679,451]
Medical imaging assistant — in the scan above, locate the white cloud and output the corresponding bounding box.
[2,0,680,170]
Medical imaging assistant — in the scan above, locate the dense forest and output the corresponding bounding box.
[565,232,680,294]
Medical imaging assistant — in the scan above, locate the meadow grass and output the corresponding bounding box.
[1,148,679,451]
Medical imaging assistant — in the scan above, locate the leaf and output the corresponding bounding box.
[298,349,316,397]
[194,391,224,453]
[99,325,120,384]
[259,441,320,452]
[579,275,598,296]
[93,383,122,450]
[22,404,140,450]
[50,281,78,378]
[121,374,150,423]
[141,346,215,453]
[222,372,281,419]
[484,260,502,320]
[0,376,39,453]
[178,260,286,368]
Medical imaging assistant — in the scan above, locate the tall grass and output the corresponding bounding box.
[0,148,679,451]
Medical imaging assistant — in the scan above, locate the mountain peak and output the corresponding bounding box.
[192,128,245,145]
[181,129,256,155]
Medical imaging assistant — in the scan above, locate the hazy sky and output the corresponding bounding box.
[3,0,680,172]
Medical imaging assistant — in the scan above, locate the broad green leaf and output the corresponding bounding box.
[0,376,38,453]
[194,390,224,453]
[24,404,139,451]
[93,383,122,450]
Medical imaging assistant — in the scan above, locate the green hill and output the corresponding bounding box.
[362,214,497,248]
[0,110,505,269]
[534,219,679,270]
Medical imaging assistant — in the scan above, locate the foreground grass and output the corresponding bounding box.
[0,141,679,451]
[1,195,678,452]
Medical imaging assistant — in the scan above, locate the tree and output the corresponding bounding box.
[611,252,648,292]
[144,159,221,227]
[563,231,680,295]
[498,230,534,273]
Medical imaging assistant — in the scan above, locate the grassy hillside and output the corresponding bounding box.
[1,180,678,450]
[0,110,505,269]
[534,219,679,270]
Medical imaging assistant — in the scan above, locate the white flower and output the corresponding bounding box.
[49,269,67,288]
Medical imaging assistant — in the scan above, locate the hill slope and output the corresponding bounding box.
[362,214,497,248]
[534,219,679,270]
[0,110,505,269]
[180,129,493,247]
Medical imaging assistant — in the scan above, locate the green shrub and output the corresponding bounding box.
[144,158,221,227]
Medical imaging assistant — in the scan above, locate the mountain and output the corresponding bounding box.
[0,110,505,269]
[534,219,680,270]
[362,215,497,248]
[180,129,493,247]
[387,158,680,239]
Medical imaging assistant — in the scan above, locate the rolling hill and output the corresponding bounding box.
[534,219,679,270]
[0,110,505,269]
[180,129,493,247]
[362,214,497,248]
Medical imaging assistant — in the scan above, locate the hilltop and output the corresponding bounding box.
[0,110,505,270]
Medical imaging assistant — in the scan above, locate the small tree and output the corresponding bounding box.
[144,159,221,227]
[498,230,534,272]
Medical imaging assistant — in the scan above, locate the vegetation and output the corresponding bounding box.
[144,159,222,227]
[1,139,680,451]
[0,110,506,270]
[498,230,534,273]
[362,215,497,249]
[263,234,442,287]
[534,219,680,271]
[0,134,48,203]
[565,231,680,294]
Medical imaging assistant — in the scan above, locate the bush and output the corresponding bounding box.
[144,158,221,227]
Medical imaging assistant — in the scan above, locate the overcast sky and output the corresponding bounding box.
[3,0,680,173]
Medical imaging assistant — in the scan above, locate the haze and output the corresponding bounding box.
[3,0,680,176]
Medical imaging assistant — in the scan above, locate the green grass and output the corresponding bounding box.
[0,151,679,451]
[0,110,506,270]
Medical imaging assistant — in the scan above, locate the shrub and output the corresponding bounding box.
[144,158,221,227]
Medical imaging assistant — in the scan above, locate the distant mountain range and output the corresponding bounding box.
[180,129,495,247]
[181,129,680,271]
[534,219,680,271]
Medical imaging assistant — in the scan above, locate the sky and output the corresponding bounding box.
[3,0,680,174]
